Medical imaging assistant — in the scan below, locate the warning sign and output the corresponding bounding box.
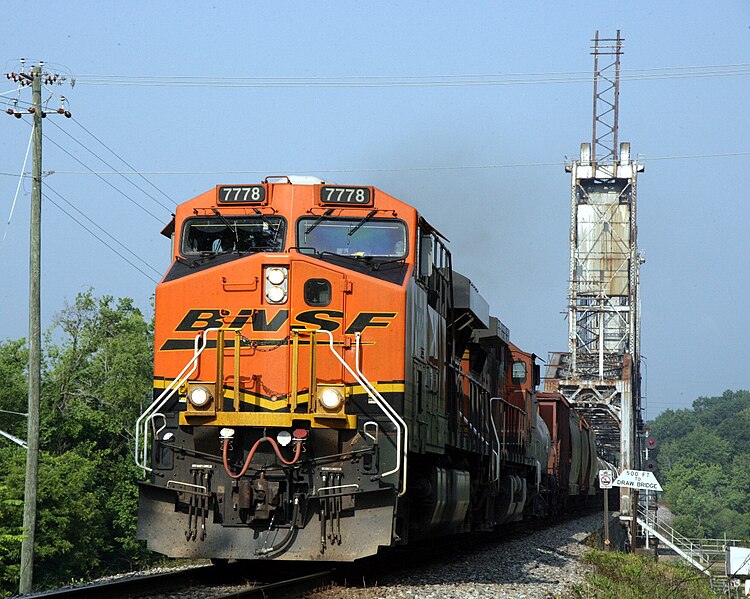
[599,469,614,489]
[612,469,663,492]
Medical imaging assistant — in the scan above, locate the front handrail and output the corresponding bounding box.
[319,329,408,497]
[353,332,408,497]
[135,328,219,472]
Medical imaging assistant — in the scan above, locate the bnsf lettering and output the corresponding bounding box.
[345,312,397,334]
[229,309,254,329]
[294,310,344,332]
[252,309,289,332]
[175,309,225,331]
[173,308,397,335]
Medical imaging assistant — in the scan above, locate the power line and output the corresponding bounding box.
[0,409,28,416]
[40,127,166,223]
[71,117,177,207]
[43,190,160,284]
[44,183,163,278]
[68,65,750,88]
[46,118,174,212]
[0,86,22,97]
[27,150,750,177]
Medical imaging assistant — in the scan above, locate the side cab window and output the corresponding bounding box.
[511,360,527,384]
[416,221,452,316]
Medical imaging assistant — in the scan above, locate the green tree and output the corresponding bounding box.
[0,472,23,593]
[0,290,155,595]
[658,426,732,471]
[649,407,698,444]
[42,290,153,456]
[0,339,29,441]
[692,389,750,429]
[714,406,750,455]
[728,456,750,514]
[664,460,731,537]
[650,390,750,541]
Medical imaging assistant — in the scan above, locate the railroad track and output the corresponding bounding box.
[23,563,334,599]
[24,509,601,598]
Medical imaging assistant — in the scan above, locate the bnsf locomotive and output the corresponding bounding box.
[136,177,608,561]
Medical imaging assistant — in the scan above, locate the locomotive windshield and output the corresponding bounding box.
[181,215,286,256]
[297,217,407,259]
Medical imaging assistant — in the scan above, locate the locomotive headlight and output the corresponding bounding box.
[265,266,288,304]
[188,385,212,407]
[266,267,287,285]
[318,387,344,411]
[266,285,286,303]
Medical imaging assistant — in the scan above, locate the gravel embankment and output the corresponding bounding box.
[308,513,603,599]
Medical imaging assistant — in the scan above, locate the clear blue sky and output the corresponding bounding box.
[1,1,748,418]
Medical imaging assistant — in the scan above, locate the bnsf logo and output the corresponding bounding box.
[175,309,397,335]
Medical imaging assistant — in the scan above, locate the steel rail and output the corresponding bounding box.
[22,565,219,598]
[22,565,334,599]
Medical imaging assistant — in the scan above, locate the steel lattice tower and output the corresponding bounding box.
[545,31,644,518]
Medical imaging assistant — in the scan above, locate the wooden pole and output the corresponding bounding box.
[19,64,42,595]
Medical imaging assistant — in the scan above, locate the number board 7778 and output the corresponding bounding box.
[320,186,372,206]
[218,185,266,204]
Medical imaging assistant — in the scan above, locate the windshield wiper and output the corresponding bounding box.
[305,209,334,235]
[317,250,377,268]
[372,256,407,271]
[347,210,377,237]
[212,208,239,249]
[253,208,279,242]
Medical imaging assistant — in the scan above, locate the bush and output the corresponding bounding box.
[572,550,717,598]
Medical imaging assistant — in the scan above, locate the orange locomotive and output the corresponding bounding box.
[135,177,599,561]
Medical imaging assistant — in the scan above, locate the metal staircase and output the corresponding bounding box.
[635,506,713,575]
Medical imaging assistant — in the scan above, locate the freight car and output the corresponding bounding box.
[135,177,606,561]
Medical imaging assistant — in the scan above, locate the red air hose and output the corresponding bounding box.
[222,436,303,479]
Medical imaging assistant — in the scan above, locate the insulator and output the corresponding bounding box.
[57,108,64,114]
[14,112,22,119]
[41,111,47,118]
[6,108,13,115]
[27,107,35,113]
[64,111,72,118]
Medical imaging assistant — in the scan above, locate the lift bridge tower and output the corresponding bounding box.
[545,31,645,517]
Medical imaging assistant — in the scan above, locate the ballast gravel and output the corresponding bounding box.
[44,513,602,599]
[308,513,603,599]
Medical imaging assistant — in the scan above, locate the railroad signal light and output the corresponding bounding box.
[646,437,657,452]
[645,459,657,472]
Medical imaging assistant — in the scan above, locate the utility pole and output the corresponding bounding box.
[19,63,42,597]
[4,61,70,595]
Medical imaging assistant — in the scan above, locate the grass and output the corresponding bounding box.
[571,549,720,598]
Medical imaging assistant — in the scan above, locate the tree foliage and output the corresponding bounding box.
[0,290,155,595]
[649,389,750,540]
